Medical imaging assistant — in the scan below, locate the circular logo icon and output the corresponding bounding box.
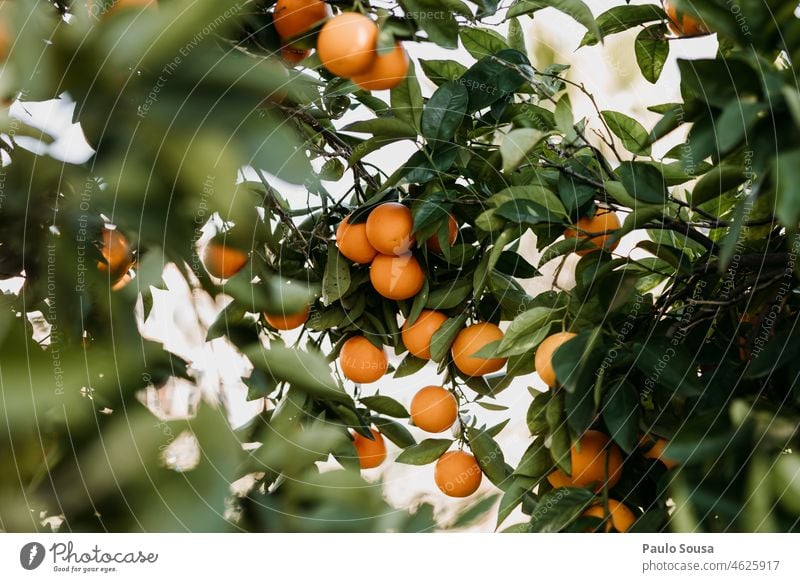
[19,542,46,570]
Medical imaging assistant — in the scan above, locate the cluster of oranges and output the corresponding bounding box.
[532,328,677,531]
[273,0,409,90]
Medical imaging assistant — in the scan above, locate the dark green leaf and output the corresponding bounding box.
[395,438,453,465]
[360,395,410,418]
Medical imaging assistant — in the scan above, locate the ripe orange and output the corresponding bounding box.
[534,331,577,388]
[365,202,414,255]
[273,0,329,42]
[369,253,425,300]
[410,386,458,433]
[564,210,621,256]
[434,450,482,497]
[111,272,133,291]
[401,310,447,360]
[336,214,378,264]
[352,428,386,469]
[664,0,710,36]
[97,227,134,280]
[451,322,507,377]
[317,12,378,78]
[281,46,309,65]
[546,430,623,492]
[339,336,387,383]
[643,438,678,470]
[264,306,309,331]
[426,215,458,254]
[583,499,636,532]
[352,43,409,91]
[202,241,249,279]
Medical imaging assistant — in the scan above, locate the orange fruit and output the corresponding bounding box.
[434,450,482,497]
[336,214,378,264]
[111,272,133,291]
[365,202,414,255]
[0,11,11,62]
[265,306,309,331]
[583,499,636,532]
[273,0,329,43]
[564,210,621,256]
[642,438,678,470]
[202,241,248,279]
[426,215,458,254]
[339,336,387,383]
[410,386,458,433]
[664,1,710,36]
[451,322,507,377]
[97,227,134,279]
[352,42,409,91]
[281,46,309,65]
[369,253,425,300]
[546,430,623,492]
[317,12,378,78]
[534,331,577,388]
[401,310,447,360]
[352,428,386,469]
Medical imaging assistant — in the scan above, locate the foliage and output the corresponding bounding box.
[1,0,800,533]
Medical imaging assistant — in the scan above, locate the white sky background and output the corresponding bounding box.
[4,1,717,531]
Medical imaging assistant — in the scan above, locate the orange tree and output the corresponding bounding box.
[1,0,800,532]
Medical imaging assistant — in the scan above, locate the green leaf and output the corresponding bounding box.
[460,49,531,112]
[528,487,595,532]
[244,344,351,404]
[391,62,424,131]
[527,390,551,435]
[400,0,459,48]
[425,279,473,310]
[690,164,746,206]
[421,81,469,147]
[540,0,601,40]
[580,4,666,46]
[775,149,800,227]
[342,118,418,139]
[501,128,545,173]
[429,313,468,362]
[394,353,428,378]
[601,110,651,155]
[360,395,409,418]
[497,478,532,528]
[514,439,551,479]
[491,185,568,220]
[419,59,468,86]
[495,250,541,279]
[467,426,510,488]
[632,338,703,396]
[507,17,526,53]
[461,27,510,59]
[322,247,351,304]
[617,161,668,204]
[496,307,558,357]
[371,416,417,448]
[395,438,453,465]
[635,24,669,84]
[601,380,640,453]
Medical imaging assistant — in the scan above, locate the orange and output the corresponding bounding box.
[352,428,386,469]
[369,253,425,300]
[336,214,378,264]
[410,386,458,433]
[281,46,309,65]
[583,500,636,532]
[434,450,482,497]
[401,310,447,360]
[97,227,134,280]
[273,0,329,43]
[0,10,10,62]
[365,202,414,255]
[264,306,309,331]
[451,322,507,377]
[546,430,623,492]
[664,1,710,36]
[339,336,387,383]
[317,12,378,78]
[564,210,621,256]
[642,438,678,470]
[426,215,458,254]
[202,241,248,279]
[111,272,133,291]
[534,331,577,388]
[352,43,409,91]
